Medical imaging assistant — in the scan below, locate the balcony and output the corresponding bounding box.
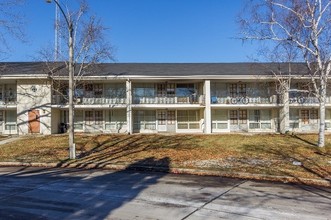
[52,95,126,105]
[211,95,279,105]
[289,96,331,104]
[133,95,205,105]
[0,96,17,105]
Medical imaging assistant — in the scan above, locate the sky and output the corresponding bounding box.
[5,0,260,63]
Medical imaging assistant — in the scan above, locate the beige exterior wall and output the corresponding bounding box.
[17,80,52,135]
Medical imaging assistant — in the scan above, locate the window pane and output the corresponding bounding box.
[176,84,195,97]
[229,84,237,97]
[239,110,247,124]
[238,83,246,97]
[85,111,93,125]
[95,111,103,125]
[261,123,271,129]
[290,109,299,121]
[310,110,318,120]
[158,111,166,125]
[249,123,260,129]
[178,123,188,129]
[6,111,16,123]
[217,123,228,129]
[301,110,309,124]
[230,110,238,124]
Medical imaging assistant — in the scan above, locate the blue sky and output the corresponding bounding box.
[7,0,260,63]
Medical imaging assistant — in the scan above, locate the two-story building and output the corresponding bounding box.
[0,62,329,135]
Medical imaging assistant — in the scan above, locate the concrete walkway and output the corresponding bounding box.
[0,135,24,145]
[0,166,330,220]
[0,136,22,145]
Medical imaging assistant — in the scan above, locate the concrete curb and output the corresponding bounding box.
[0,161,330,187]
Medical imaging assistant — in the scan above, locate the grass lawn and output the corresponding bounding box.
[0,133,330,184]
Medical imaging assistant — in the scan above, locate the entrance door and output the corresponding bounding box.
[157,110,167,132]
[28,110,40,133]
[157,110,176,133]
[229,110,248,132]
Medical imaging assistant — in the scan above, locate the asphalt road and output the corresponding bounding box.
[0,166,330,220]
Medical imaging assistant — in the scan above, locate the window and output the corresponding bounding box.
[85,84,93,92]
[229,84,237,97]
[75,85,84,98]
[133,84,155,97]
[0,111,3,122]
[249,110,272,129]
[238,84,246,97]
[104,83,126,98]
[230,110,238,124]
[5,85,16,103]
[105,109,127,130]
[176,84,195,97]
[230,110,249,126]
[239,110,247,124]
[85,111,94,125]
[94,84,103,98]
[177,110,200,129]
[157,84,166,97]
[167,84,175,97]
[167,111,176,125]
[157,111,166,125]
[252,110,260,122]
[5,110,16,131]
[74,110,84,130]
[249,110,260,129]
[301,110,309,124]
[289,109,299,129]
[229,83,246,97]
[212,109,228,129]
[134,110,156,130]
[0,85,3,102]
[95,111,103,125]
[310,110,318,123]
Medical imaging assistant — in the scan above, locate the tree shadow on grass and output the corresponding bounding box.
[0,157,170,219]
[241,141,331,186]
[293,134,317,147]
[57,134,188,169]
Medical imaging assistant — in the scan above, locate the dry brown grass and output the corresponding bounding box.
[0,133,330,182]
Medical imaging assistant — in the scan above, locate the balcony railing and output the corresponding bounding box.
[211,95,278,105]
[0,96,17,105]
[289,96,331,104]
[133,95,205,105]
[52,95,126,105]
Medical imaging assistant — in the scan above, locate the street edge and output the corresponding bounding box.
[0,161,330,187]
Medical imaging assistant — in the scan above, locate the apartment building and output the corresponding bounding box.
[0,62,329,135]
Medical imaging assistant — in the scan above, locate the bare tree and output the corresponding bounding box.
[0,0,25,59]
[43,0,114,159]
[239,0,331,147]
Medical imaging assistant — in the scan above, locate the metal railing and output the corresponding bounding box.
[289,96,331,104]
[0,96,17,105]
[211,95,278,105]
[133,95,205,105]
[52,95,126,105]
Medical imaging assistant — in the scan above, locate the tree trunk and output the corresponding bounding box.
[318,79,326,147]
[68,25,75,159]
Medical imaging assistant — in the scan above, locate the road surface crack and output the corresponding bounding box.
[181,180,247,220]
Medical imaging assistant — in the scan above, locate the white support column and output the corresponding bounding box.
[204,80,211,133]
[126,80,133,134]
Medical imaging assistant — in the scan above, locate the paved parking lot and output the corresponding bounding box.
[0,166,330,219]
